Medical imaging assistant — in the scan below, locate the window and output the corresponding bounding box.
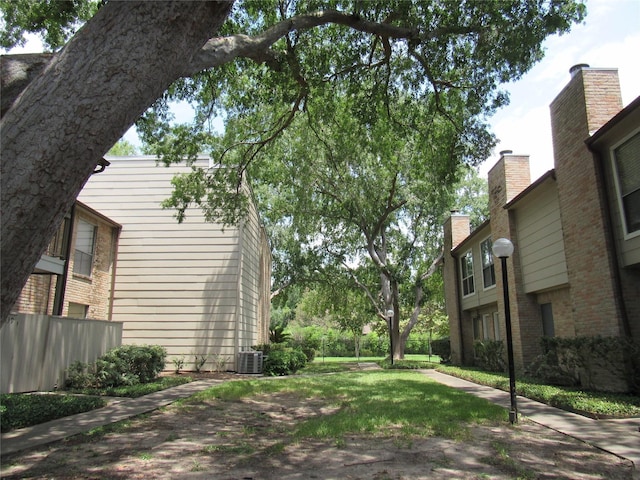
[482,314,491,340]
[541,303,555,337]
[613,131,640,235]
[460,251,475,296]
[480,238,496,288]
[473,317,482,340]
[493,312,500,341]
[74,219,96,277]
[68,302,88,319]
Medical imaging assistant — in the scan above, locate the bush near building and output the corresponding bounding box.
[65,344,167,390]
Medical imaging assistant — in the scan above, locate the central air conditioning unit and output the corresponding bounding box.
[237,351,263,374]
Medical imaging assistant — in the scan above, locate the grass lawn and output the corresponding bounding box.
[182,369,506,441]
[3,356,638,434]
[312,354,441,363]
[304,357,640,418]
[0,376,193,432]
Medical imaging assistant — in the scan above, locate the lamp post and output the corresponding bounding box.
[492,238,518,424]
[386,309,394,365]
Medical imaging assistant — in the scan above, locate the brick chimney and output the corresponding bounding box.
[488,150,530,219]
[442,212,470,364]
[549,65,624,336]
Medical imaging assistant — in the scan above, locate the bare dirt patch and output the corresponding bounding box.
[1,374,634,480]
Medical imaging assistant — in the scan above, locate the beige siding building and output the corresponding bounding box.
[78,156,271,371]
[443,65,639,388]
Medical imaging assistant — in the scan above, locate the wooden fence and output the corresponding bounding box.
[1,313,122,393]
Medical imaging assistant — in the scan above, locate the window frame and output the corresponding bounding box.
[73,219,97,277]
[482,313,491,340]
[541,303,555,337]
[611,128,640,239]
[68,302,89,319]
[480,237,496,290]
[460,250,475,297]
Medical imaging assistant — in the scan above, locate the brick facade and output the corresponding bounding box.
[488,155,542,368]
[443,214,470,363]
[14,203,120,320]
[443,65,639,382]
[550,67,625,337]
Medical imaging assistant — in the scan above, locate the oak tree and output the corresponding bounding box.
[1,0,585,323]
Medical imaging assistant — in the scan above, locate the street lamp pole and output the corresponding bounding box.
[386,309,394,366]
[492,238,517,424]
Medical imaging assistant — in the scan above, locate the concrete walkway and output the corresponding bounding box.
[1,378,225,456]
[420,369,640,471]
[2,369,639,474]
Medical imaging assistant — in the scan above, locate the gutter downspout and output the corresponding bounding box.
[107,226,122,321]
[53,204,75,316]
[235,219,245,371]
[453,253,465,364]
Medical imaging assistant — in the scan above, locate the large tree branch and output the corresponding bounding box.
[340,260,383,318]
[1,53,54,118]
[183,9,420,75]
[1,1,233,323]
[401,250,444,342]
[2,10,478,116]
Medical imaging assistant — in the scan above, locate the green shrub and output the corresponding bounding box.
[528,336,639,393]
[269,324,291,344]
[67,376,192,398]
[262,344,308,376]
[474,340,506,372]
[252,343,271,356]
[65,360,100,389]
[431,338,451,363]
[0,393,106,432]
[437,365,640,418]
[65,344,167,390]
[288,337,317,362]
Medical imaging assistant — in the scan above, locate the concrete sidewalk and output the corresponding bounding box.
[420,369,640,470]
[1,378,225,457]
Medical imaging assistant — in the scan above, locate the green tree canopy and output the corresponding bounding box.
[1,0,586,322]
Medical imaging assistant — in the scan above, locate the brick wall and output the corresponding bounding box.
[537,288,574,337]
[64,209,118,320]
[15,205,119,321]
[488,154,542,369]
[442,214,470,364]
[550,66,625,337]
[14,275,53,314]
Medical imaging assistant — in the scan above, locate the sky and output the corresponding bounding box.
[7,0,639,182]
[479,0,640,180]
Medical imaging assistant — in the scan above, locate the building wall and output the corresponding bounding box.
[459,224,498,311]
[237,190,271,352]
[443,66,638,383]
[488,155,542,368]
[63,208,119,320]
[14,204,119,321]
[14,275,54,315]
[550,66,625,338]
[513,179,568,293]
[443,214,470,364]
[536,288,574,338]
[78,157,271,372]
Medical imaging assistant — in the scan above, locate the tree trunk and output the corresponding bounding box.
[0,1,233,323]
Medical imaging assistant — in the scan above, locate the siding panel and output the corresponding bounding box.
[78,156,268,371]
[514,181,569,293]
